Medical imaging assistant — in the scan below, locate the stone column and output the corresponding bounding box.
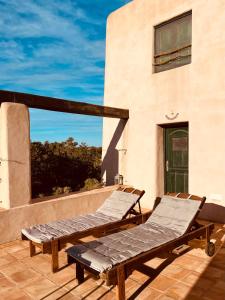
[0,102,31,208]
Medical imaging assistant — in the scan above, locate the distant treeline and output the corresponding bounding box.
[31,137,102,198]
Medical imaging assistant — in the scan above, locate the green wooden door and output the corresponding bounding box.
[165,126,188,193]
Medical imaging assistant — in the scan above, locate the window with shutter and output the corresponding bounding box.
[154,11,192,73]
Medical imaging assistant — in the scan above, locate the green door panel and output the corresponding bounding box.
[165,126,188,193]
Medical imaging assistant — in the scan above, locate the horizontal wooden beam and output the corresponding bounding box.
[0,90,129,119]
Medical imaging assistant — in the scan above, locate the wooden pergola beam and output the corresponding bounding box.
[0,90,129,119]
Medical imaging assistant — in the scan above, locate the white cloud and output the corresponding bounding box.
[0,0,128,144]
[0,0,106,99]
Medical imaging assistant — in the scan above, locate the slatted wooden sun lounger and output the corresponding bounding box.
[21,186,150,272]
[67,193,215,300]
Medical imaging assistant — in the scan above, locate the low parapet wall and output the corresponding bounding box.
[0,186,116,244]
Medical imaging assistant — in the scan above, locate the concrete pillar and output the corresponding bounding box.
[0,102,31,208]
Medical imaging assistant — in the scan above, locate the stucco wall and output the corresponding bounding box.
[0,187,115,243]
[0,103,31,208]
[102,0,225,222]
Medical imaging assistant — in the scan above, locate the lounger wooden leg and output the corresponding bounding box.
[29,241,36,257]
[205,225,216,256]
[51,240,59,273]
[206,226,210,243]
[76,262,84,284]
[67,254,74,265]
[116,265,126,300]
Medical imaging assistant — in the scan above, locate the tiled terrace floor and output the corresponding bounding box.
[0,222,224,300]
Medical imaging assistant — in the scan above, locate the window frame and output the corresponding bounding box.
[153,10,192,73]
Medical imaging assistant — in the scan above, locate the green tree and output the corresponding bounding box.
[31,138,102,198]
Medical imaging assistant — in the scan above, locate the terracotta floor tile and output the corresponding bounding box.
[173,254,206,271]
[23,277,58,299]
[145,257,167,269]
[59,293,80,300]
[157,295,176,300]
[194,261,209,273]
[1,261,27,275]
[185,295,203,300]
[182,271,202,286]
[3,242,27,254]
[201,286,225,300]
[0,248,7,257]
[130,269,150,283]
[185,286,205,299]
[210,253,225,270]
[58,250,70,266]
[190,277,214,291]
[40,287,80,300]
[161,264,191,280]
[10,248,31,260]
[65,276,99,297]
[218,247,225,255]
[9,268,42,287]
[0,287,32,300]
[1,241,19,248]
[47,266,75,285]
[187,246,211,260]
[165,282,192,300]
[200,265,225,280]
[126,282,162,300]
[0,276,16,292]
[214,279,225,291]
[19,240,30,248]
[79,284,115,300]
[123,278,142,298]
[22,255,52,274]
[150,275,177,292]
[1,262,42,289]
[0,253,17,268]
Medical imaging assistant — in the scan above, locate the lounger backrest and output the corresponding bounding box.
[96,189,143,220]
[146,195,203,236]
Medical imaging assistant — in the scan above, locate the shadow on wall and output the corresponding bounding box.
[199,203,225,224]
[101,119,127,185]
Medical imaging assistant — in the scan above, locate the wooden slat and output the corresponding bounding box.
[0,90,129,119]
[167,192,204,201]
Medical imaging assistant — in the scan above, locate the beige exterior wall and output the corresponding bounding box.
[0,103,31,208]
[0,186,115,243]
[102,0,225,221]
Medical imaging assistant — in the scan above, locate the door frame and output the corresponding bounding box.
[157,122,189,194]
[164,122,189,193]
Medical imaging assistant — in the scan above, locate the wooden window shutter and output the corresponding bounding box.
[154,11,192,73]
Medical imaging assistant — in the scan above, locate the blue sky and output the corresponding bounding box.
[0,0,131,146]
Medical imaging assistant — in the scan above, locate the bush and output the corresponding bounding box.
[81,178,102,191]
[52,187,64,195]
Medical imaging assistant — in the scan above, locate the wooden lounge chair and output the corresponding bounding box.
[21,186,150,272]
[67,193,215,300]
